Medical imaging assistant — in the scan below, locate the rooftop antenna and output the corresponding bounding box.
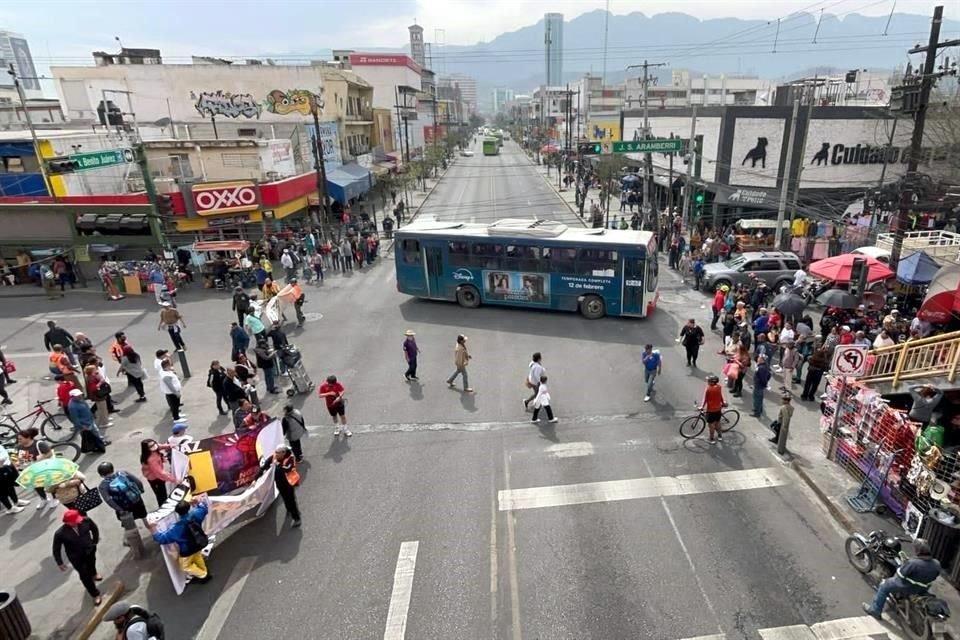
[601,0,610,88]
[813,9,823,44]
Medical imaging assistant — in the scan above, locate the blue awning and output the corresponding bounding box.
[325,163,372,204]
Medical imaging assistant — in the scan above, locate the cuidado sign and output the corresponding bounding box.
[192,181,259,216]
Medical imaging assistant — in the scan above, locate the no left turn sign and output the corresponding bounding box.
[831,345,868,376]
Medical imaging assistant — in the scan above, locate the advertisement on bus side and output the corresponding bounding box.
[482,270,550,304]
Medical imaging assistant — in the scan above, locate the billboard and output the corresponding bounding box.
[728,118,786,188]
[304,121,343,171]
[9,38,39,91]
[482,270,550,305]
[587,121,620,142]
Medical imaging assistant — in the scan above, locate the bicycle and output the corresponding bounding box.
[679,403,741,439]
[0,399,71,446]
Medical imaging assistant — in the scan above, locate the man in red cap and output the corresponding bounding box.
[52,509,103,604]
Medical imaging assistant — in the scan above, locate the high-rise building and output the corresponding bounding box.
[544,13,563,87]
[0,30,42,100]
[491,87,515,113]
[409,24,426,69]
[440,73,478,115]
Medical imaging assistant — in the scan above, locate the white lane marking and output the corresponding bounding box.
[545,442,594,458]
[758,624,815,639]
[498,467,788,511]
[679,635,727,640]
[809,616,893,639]
[383,540,419,640]
[643,458,724,637]
[21,310,144,321]
[1,351,54,359]
[503,451,523,640]
[195,556,256,640]
[489,481,498,626]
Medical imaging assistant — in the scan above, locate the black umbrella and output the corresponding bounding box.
[771,292,806,317]
[817,288,859,309]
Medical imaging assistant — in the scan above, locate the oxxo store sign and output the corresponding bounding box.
[192,181,260,216]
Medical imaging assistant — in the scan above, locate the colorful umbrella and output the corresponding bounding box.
[896,251,940,286]
[918,265,960,323]
[808,254,894,284]
[16,457,79,489]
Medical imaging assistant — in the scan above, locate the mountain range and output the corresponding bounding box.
[412,10,959,96]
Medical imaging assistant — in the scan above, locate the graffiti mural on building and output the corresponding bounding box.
[191,90,261,119]
[264,89,323,116]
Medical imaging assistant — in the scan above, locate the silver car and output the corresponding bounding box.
[701,251,803,291]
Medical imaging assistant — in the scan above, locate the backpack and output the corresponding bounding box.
[125,605,165,640]
[181,519,209,556]
[107,473,142,511]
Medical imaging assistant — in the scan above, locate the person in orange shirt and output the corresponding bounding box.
[701,374,727,444]
[288,279,306,327]
[48,345,80,388]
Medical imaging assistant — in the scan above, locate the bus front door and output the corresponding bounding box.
[621,256,645,316]
[425,245,445,298]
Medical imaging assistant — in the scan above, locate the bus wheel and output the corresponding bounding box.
[456,286,481,309]
[580,295,605,319]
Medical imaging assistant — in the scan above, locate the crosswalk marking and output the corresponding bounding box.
[678,616,899,640]
[545,442,594,458]
[21,310,144,322]
[498,467,788,511]
[383,540,419,640]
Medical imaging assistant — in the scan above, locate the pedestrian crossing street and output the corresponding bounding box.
[680,615,901,639]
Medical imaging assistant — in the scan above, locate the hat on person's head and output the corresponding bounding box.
[68,388,83,397]
[171,420,189,434]
[160,301,171,307]
[103,601,132,622]
[405,329,415,336]
[62,509,84,526]
[892,309,900,315]
[841,325,851,332]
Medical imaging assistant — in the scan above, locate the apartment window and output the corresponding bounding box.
[168,154,194,178]
[237,128,258,137]
[3,157,25,173]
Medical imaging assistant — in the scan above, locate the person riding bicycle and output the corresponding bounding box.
[700,375,727,444]
[863,538,941,619]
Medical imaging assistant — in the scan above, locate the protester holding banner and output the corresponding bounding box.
[140,439,177,508]
[260,445,301,528]
[148,495,211,583]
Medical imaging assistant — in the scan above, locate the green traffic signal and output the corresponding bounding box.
[695,193,705,204]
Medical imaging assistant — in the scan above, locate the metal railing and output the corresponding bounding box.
[859,330,960,387]
[875,230,960,265]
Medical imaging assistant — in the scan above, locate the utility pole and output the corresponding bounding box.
[681,105,698,229]
[310,95,330,237]
[775,99,800,248]
[890,5,959,270]
[627,61,668,234]
[8,64,54,199]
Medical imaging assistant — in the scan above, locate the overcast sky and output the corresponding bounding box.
[3,0,955,66]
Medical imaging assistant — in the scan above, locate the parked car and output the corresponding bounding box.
[851,246,891,264]
[461,149,475,157]
[701,250,804,291]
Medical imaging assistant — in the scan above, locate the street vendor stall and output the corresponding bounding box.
[192,240,253,290]
[734,219,790,252]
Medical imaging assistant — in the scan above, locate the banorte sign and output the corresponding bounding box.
[192,181,259,216]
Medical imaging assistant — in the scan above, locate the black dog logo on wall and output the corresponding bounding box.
[811,142,830,166]
[742,137,768,168]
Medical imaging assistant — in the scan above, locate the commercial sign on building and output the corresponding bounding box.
[10,37,40,91]
[192,181,259,216]
[303,121,343,170]
[349,54,421,73]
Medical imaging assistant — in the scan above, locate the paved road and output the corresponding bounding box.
[0,146,910,640]
[422,139,583,226]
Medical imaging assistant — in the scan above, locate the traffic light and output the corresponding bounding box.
[578,142,602,155]
[694,189,705,217]
[849,257,867,297]
[156,194,174,218]
[47,156,80,175]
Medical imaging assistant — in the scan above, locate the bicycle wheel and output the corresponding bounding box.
[0,422,18,448]
[679,415,707,439]
[720,409,741,432]
[48,441,81,463]
[41,415,73,443]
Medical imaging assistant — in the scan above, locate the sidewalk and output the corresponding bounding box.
[675,271,960,628]
[530,159,634,229]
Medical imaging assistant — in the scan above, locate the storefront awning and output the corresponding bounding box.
[326,163,372,204]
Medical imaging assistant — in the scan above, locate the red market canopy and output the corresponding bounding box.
[808,253,894,284]
[918,265,960,323]
[192,240,250,253]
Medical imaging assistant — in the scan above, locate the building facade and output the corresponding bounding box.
[544,13,563,87]
[409,25,426,69]
[624,70,772,110]
[439,73,478,115]
[490,87,515,114]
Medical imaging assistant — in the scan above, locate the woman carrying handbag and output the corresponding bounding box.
[260,444,301,528]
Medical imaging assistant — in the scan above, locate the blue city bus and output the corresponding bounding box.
[394,218,659,319]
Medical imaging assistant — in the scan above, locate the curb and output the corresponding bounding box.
[533,163,588,228]
[789,459,856,534]
[0,288,104,300]
[383,165,450,254]
[77,581,126,640]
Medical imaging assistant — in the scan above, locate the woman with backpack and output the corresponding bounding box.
[97,462,148,522]
[140,439,176,508]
